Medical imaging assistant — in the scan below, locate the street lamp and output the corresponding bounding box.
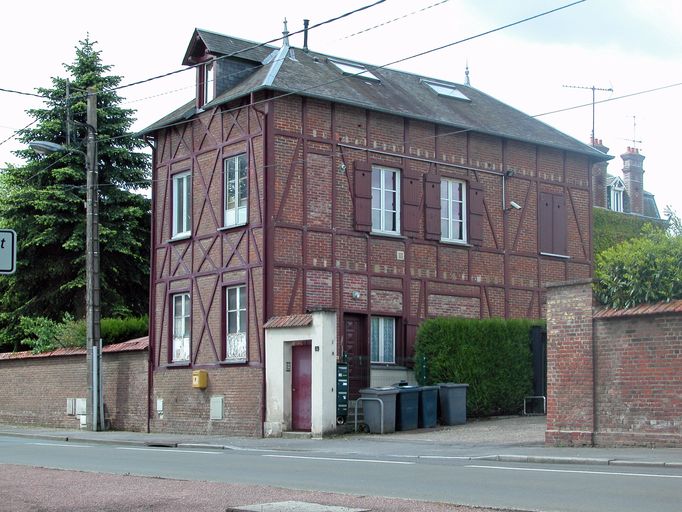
[29,87,103,431]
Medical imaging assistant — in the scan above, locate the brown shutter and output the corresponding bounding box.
[552,194,567,255]
[424,173,441,240]
[402,168,422,237]
[468,180,485,246]
[404,317,421,366]
[539,192,553,253]
[354,160,372,232]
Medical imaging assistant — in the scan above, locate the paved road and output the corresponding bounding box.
[1,434,681,512]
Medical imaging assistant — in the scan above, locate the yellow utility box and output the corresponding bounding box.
[192,369,208,389]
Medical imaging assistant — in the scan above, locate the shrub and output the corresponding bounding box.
[414,317,540,417]
[18,314,148,353]
[594,226,682,308]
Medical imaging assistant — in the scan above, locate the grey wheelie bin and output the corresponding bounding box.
[358,387,398,433]
[438,383,468,425]
[418,385,439,428]
[393,384,420,431]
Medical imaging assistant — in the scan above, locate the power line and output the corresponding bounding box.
[0,87,46,99]
[0,119,38,148]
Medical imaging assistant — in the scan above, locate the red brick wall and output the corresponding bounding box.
[0,349,147,431]
[546,281,682,447]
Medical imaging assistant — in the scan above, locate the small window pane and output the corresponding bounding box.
[228,311,237,333]
[372,169,381,188]
[372,209,381,230]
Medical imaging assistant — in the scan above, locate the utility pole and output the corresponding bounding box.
[562,84,613,144]
[85,86,102,431]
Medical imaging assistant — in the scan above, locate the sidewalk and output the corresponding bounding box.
[2,416,681,469]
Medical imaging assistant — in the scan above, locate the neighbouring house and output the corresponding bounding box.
[591,139,660,219]
[141,26,608,437]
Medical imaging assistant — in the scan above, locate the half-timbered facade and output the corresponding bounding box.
[144,28,608,436]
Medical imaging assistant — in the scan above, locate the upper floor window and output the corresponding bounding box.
[371,166,400,235]
[202,61,215,106]
[224,154,248,227]
[225,285,247,362]
[609,183,624,213]
[371,316,395,364]
[172,171,191,238]
[441,178,467,243]
[172,293,190,363]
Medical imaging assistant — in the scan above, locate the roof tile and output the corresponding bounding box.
[264,314,313,329]
[594,300,682,319]
[0,337,149,361]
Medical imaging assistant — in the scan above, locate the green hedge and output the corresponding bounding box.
[593,207,664,255]
[414,317,541,417]
[18,315,148,353]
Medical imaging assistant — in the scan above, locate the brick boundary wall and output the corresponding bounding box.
[0,338,148,432]
[546,280,682,447]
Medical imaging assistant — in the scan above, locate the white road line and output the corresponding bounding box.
[29,442,91,448]
[263,454,415,465]
[467,465,682,479]
[117,447,221,455]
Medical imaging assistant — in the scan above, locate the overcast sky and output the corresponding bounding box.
[2,0,680,216]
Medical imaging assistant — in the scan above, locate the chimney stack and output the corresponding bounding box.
[303,19,309,52]
[621,146,645,215]
[591,137,609,208]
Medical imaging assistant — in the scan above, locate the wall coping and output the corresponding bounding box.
[0,337,149,361]
[544,278,595,290]
[595,299,682,319]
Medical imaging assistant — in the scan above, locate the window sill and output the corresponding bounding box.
[168,234,191,243]
[369,231,406,240]
[164,361,191,368]
[440,239,471,247]
[218,222,248,232]
[220,359,248,365]
[370,362,398,367]
[540,252,571,260]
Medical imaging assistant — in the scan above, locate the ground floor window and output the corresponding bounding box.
[225,285,247,362]
[172,293,190,362]
[370,316,395,364]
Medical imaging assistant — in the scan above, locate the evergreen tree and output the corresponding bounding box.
[0,37,150,351]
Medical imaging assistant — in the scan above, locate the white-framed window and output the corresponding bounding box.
[225,285,247,362]
[371,166,400,234]
[172,171,191,238]
[224,154,248,227]
[610,186,624,212]
[172,293,190,362]
[370,316,395,364]
[203,61,215,106]
[441,178,467,243]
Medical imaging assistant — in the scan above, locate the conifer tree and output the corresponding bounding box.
[0,37,150,350]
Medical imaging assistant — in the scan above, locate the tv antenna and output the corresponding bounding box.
[622,115,642,149]
[562,84,613,144]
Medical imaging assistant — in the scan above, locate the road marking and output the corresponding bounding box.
[117,447,221,455]
[420,455,491,460]
[263,454,415,465]
[29,442,91,448]
[467,465,682,479]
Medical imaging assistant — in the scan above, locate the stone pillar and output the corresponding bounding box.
[621,147,645,215]
[590,138,609,208]
[545,279,595,446]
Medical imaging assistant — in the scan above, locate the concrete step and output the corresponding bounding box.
[281,431,313,439]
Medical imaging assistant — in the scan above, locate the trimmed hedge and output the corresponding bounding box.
[593,207,664,256]
[414,317,541,417]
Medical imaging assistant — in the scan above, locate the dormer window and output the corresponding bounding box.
[201,60,215,106]
[608,177,625,213]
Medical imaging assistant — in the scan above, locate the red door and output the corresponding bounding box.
[292,343,312,431]
[344,314,369,399]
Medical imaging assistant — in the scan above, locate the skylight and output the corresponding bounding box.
[422,80,470,101]
[329,59,380,81]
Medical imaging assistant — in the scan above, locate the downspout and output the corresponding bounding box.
[144,134,156,434]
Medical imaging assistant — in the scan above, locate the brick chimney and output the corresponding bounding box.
[591,138,609,208]
[621,146,645,215]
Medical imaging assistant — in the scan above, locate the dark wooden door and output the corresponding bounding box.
[291,343,312,431]
[344,314,369,399]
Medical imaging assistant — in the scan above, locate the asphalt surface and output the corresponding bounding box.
[2,416,682,512]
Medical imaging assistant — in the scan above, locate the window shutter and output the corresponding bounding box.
[468,180,485,246]
[539,192,553,253]
[404,317,420,367]
[424,173,441,240]
[552,195,567,255]
[402,168,422,237]
[353,161,372,232]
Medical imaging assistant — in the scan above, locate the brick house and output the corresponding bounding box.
[591,139,660,218]
[142,27,608,436]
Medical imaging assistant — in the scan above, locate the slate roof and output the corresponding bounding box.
[143,30,608,161]
[605,172,661,219]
